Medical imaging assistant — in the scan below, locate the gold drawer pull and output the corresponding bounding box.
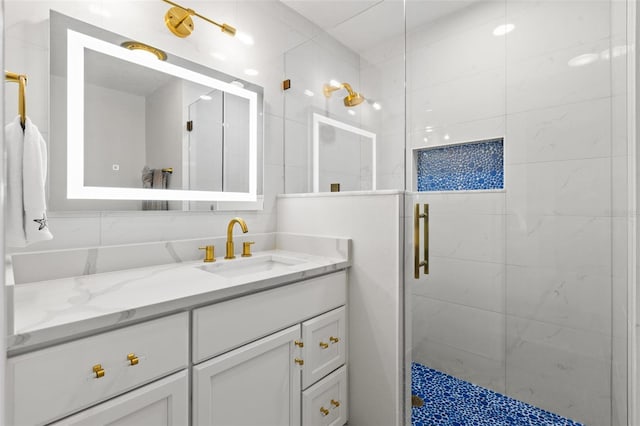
[294,340,304,348]
[320,407,330,416]
[329,336,340,344]
[319,341,329,349]
[92,364,105,379]
[294,358,304,366]
[127,353,139,366]
[331,399,341,408]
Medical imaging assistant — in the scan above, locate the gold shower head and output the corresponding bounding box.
[162,0,236,38]
[323,82,365,107]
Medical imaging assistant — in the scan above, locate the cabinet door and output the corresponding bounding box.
[51,370,189,426]
[193,325,302,426]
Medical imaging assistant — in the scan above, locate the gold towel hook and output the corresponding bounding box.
[5,71,27,129]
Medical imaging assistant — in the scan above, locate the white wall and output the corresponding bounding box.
[277,192,405,426]
[404,1,630,425]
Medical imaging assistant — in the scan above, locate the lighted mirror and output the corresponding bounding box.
[312,113,376,192]
[49,11,264,211]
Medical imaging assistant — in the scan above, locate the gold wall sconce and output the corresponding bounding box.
[120,41,167,61]
[162,0,236,38]
[323,82,365,107]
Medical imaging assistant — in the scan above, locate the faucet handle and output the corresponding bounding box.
[241,241,255,257]
[199,245,216,263]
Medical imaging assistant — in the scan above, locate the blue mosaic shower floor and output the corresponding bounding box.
[411,363,583,426]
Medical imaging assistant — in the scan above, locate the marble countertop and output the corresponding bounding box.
[8,233,350,355]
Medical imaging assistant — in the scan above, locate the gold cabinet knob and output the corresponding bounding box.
[127,353,139,366]
[320,407,330,416]
[329,336,340,344]
[92,364,105,379]
[319,341,329,349]
[294,340,304,348]
[294,358,304,366]
[331,399,341,408]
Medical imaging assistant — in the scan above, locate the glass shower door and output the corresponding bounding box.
[405,1,630,425]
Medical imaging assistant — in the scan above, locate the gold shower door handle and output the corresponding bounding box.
[414,203,429,278]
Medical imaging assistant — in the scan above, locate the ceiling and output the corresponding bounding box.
[279,0,478,52]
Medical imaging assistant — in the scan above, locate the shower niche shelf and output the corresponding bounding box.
[415,138,504,192]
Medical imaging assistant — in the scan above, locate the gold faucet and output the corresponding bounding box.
[225,217,248,259]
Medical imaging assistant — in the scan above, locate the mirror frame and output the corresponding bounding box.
[53,11,263,204]
[312,113,376,192]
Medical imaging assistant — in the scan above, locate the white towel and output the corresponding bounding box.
[6,116,53,247]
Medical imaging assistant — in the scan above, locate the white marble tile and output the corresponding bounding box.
[407,17,505,91]
[284,119,310,169]
[506,0,611,64]
[408,66,506,130]
[412,257,505,313]
[429,211,505,264]
[506,38,611,114]
[506,214,611,269]
[506,264,611,334]
[505,97,612,165]
[7,214,102,253]
[408,116,505,149]
[505,157,612,217]
[413,191,506,215]
[284,165,311,194]
[413,295,505,363]
[407,1,505,54]
[506,316,612,426]
[412,337,506,395]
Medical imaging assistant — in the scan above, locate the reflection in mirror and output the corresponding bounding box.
[312,113,376,192]
[49,11,263,211]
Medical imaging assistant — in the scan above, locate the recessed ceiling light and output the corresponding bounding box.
[444,134,450,140]
[493,24,515,36]
[348,110,356,116]
[244,68,259,76]
[372,102,382,110]
[200,94,212,101]
[304,89,315,97]
[231,80,245,88]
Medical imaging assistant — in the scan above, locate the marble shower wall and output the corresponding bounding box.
[4,0,360,252]
[406,1,629,425]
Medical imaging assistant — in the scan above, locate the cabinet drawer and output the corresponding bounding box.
[8,313,189,426]
[50,370,189,426]
[302,306,346,389]
[302,365,348,426]
[193,270,346,363]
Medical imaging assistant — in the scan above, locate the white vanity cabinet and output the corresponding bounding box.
[192,271,348,426]
[8,270,349,426]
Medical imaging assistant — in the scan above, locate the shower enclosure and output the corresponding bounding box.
[282,0,634,424]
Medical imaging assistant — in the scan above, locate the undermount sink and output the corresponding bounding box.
[197,254,306,278]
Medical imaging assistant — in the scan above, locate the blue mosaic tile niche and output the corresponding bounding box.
[416,138,504,192]
[412,363,583,426]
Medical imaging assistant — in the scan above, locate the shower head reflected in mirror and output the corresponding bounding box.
[323,82,365,107]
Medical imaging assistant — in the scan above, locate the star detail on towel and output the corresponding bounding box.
[33,214,48,231]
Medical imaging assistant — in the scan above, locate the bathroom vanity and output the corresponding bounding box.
[6,233,350,426]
